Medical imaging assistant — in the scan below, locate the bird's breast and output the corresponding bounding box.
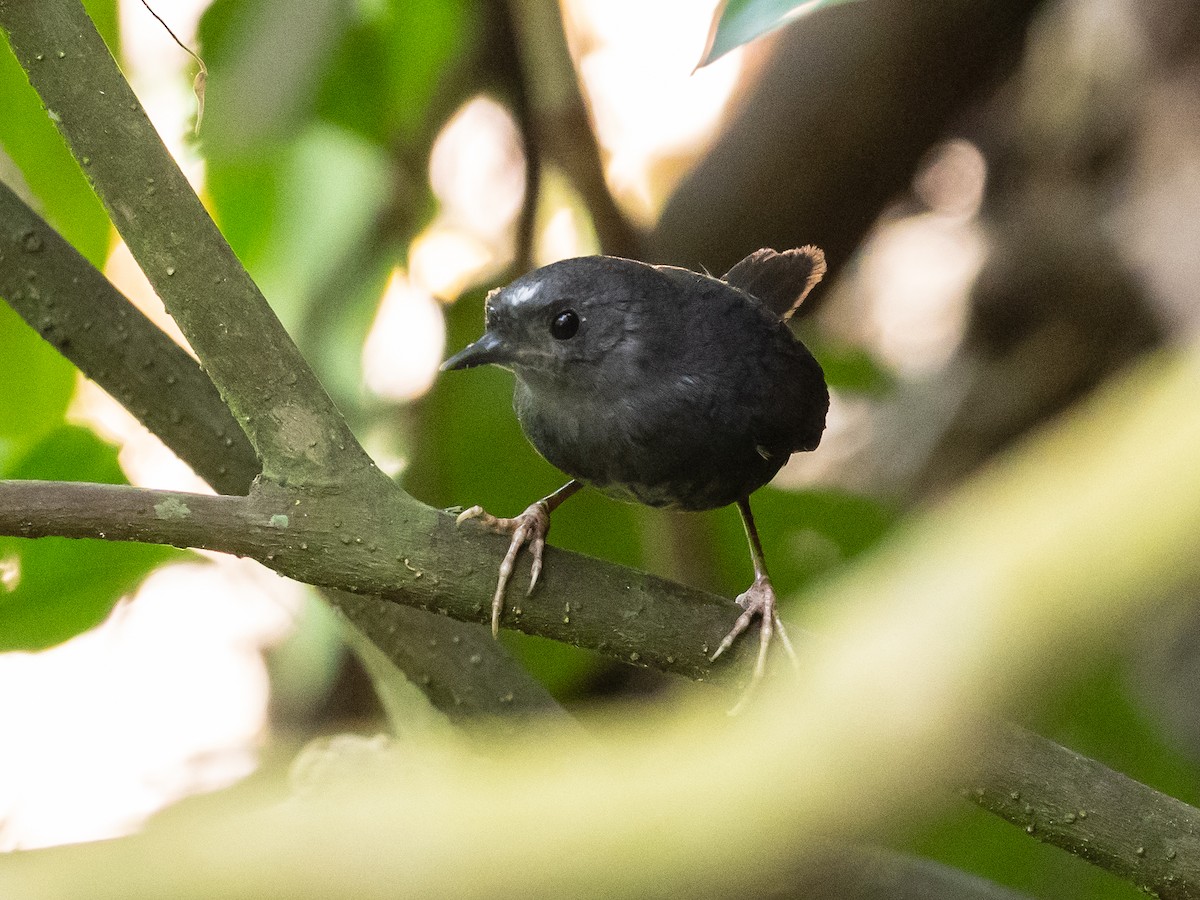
[513,377,789,511]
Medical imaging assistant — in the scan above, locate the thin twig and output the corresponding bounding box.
[136,0,207,133]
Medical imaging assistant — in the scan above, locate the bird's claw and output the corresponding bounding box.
[456,501,552,637]
[710,575,799,714]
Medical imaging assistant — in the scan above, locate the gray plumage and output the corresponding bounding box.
[442,249,830,511]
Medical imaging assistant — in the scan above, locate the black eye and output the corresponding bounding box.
[550,309,580,340]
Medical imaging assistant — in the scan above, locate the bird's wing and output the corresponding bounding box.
[721,246,826,320]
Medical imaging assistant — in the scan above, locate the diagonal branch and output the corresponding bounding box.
[0,0,372,485]
[969,721,1200,898]
[0,185,566,724]
[0,180,259,497]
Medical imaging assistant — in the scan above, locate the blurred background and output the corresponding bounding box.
[1,0,1199,894]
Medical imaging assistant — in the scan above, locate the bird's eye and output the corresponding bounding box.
[550,309,580,340]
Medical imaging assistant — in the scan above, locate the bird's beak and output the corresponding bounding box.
[440,331,509,372]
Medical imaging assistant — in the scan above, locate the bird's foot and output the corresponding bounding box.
[709,575,799,715]
[456,501,553,638]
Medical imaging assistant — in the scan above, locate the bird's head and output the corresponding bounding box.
[441,256,664,391]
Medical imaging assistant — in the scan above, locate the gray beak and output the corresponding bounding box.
[440,331,509,372]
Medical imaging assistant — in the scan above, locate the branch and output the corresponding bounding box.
[4,349,1200,891]
[0,0,371,484]
[967,721,1200,899]
[0,180,259,497]
[0,480,247,547]
[0,189,565,727]
[0,478,751,680]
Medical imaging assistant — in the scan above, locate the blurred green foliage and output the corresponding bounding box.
[805,329,896,395]
[0,303,75,459]
[0,426,180,652]
[2,1,1197,896]
[198,0,476,410]
[0,289,179,651]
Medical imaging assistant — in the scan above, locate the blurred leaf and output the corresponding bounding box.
[499,632,602,701]
[206,123,392,397]
[0,0,117,265]
[200,0,475,423]
[250,125,391,333]
[806,331,895,395]
[0,426,181,652]
[203,154,281,268]
[906,801,1140,900]
[0,302,76,463]
[707,486,896,599]
[197,0,348,157]
[699,0,858,68]
[8,424,124,483]
[316,0,473,145]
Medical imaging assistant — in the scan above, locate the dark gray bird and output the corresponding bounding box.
[442,247,829,694]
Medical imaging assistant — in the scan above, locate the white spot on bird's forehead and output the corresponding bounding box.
[506,281,541,307]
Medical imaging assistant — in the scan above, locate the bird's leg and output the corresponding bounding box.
[710,497,799,713]
[456,480,583,637]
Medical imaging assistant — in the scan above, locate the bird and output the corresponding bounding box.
[441,247,829,699]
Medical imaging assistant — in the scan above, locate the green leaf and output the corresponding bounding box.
[206,123,393,408]
[0,302,76,458]
[699,0,859,68]
[0,426,182,652]
[315,0,472,145]
[804,332,895,395]
[708,487,897,600]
